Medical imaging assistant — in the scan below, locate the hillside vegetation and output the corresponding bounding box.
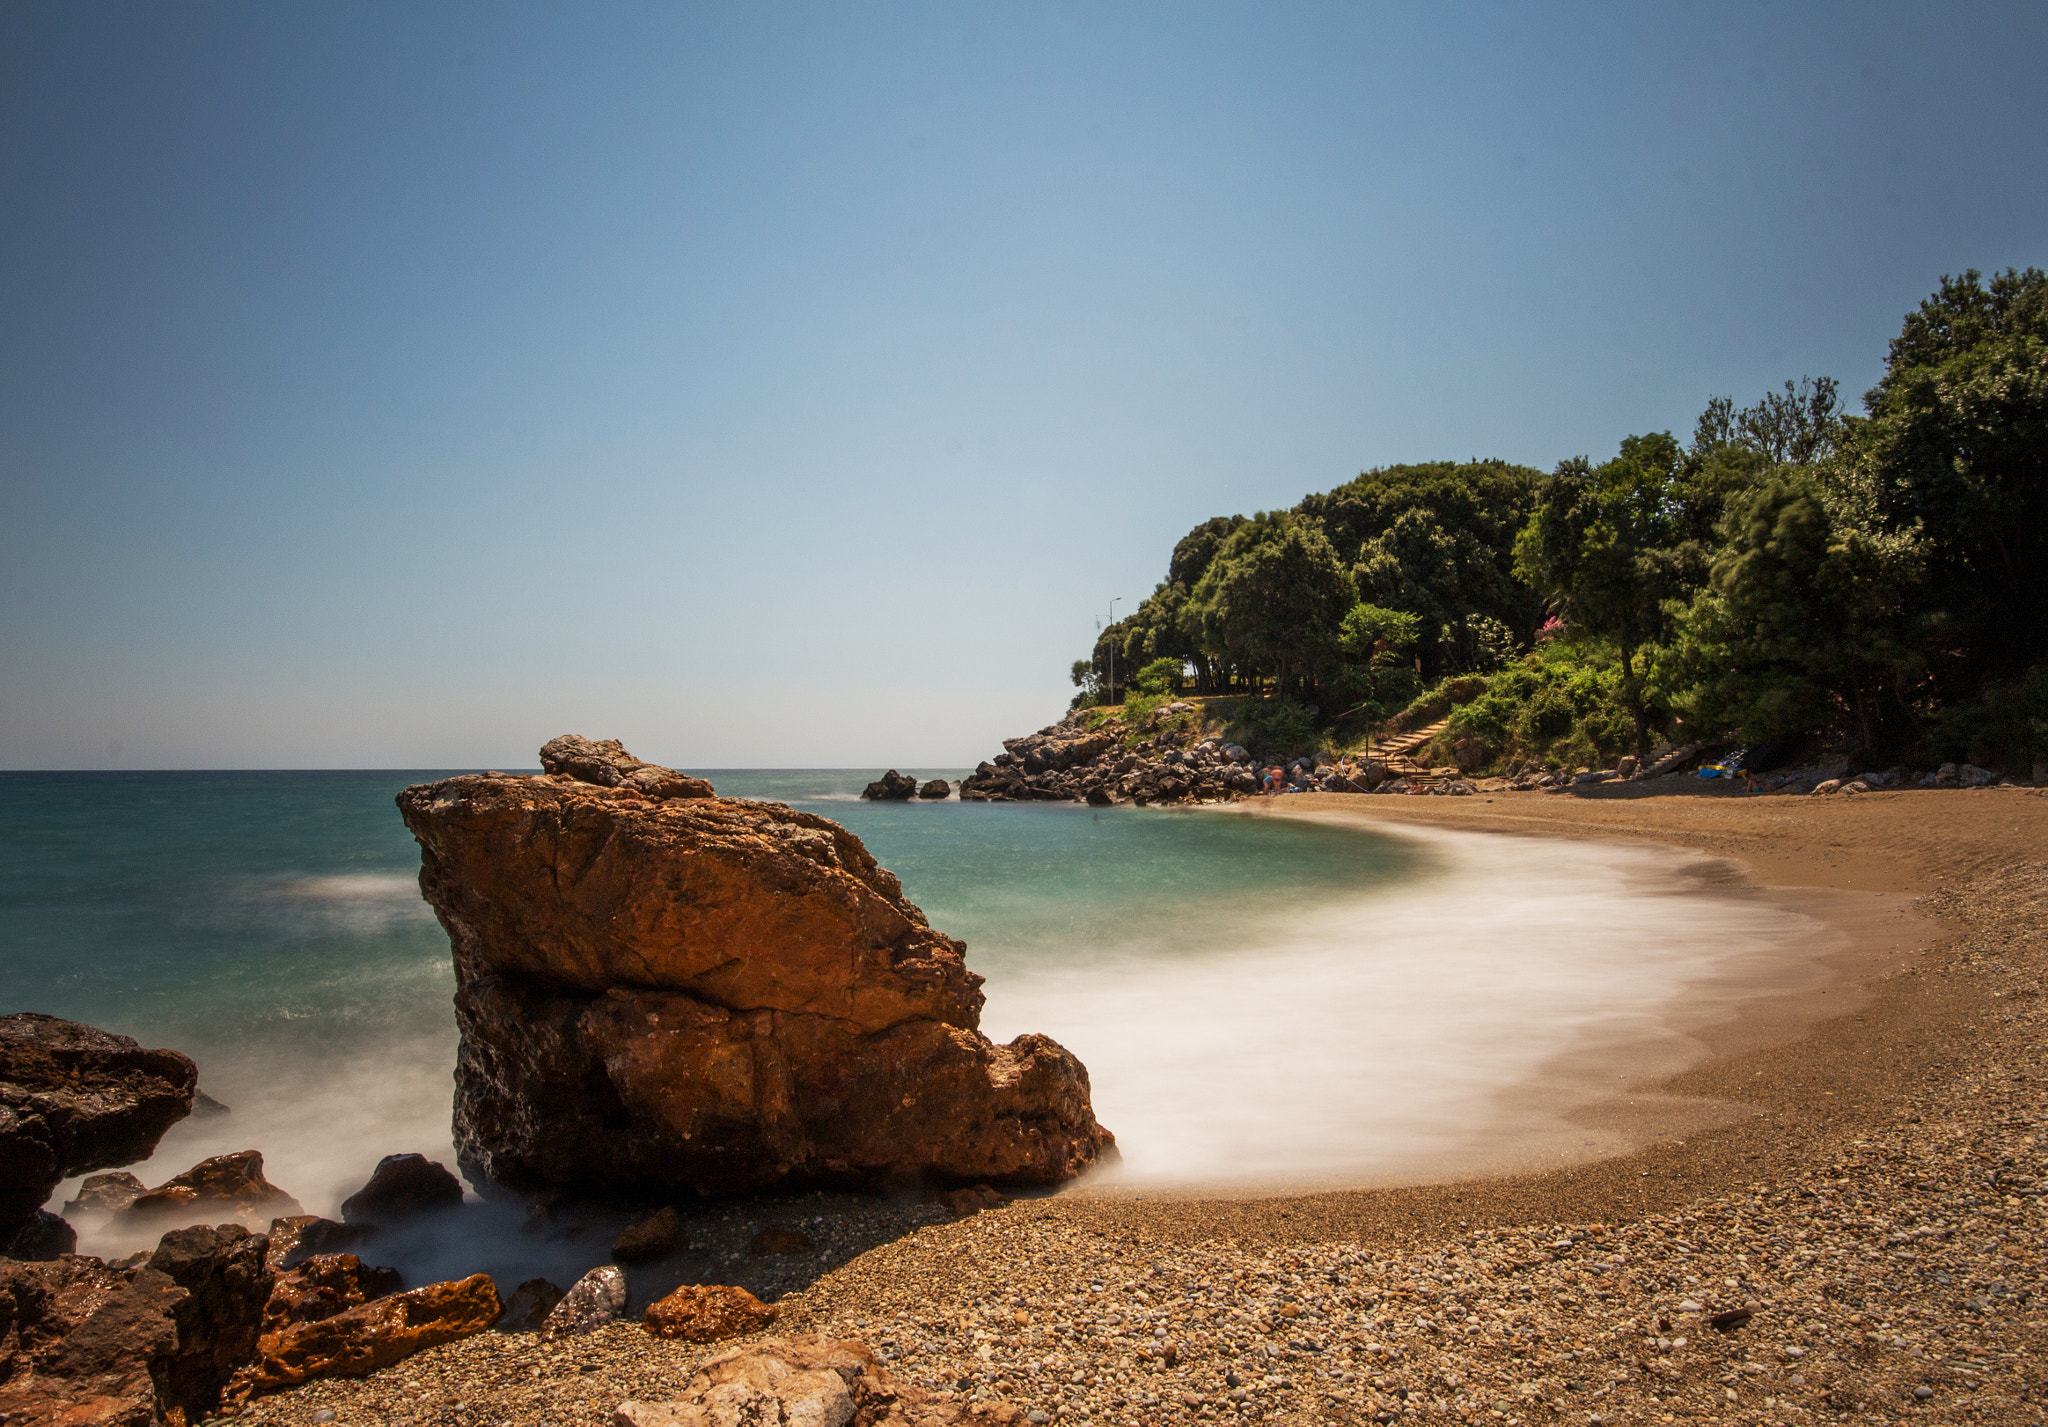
[1074,268,2048,777]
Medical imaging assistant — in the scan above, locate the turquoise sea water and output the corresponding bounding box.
[4,769,1832,1234]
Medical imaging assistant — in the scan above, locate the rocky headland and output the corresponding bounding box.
[959,704,1262,806]
[395,737,1114,1198]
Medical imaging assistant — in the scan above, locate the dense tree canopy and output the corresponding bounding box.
[1068,270,2048,774]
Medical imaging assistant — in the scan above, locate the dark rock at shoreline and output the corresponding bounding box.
[612,1205,683,1261]
[917,778,951,800]
[538,734,714,800]
[114,1150,304,1235]
[0,1252,186,1427]
[494,1277,564,1332]
[271,1215,379,1271]
[229,1272,499,1397]
[340,1153,464,1222]
[396,739,1113,1199]
[860,768,920,800]
[1,1210,76,1260]
[0,1012,198,1244]
[148,1222,274,1419]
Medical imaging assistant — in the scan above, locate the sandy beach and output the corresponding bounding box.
[237,785,2048,1427]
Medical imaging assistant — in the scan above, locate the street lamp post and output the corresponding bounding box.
[1107,596,1122,703]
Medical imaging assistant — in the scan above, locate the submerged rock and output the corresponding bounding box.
[62,1171,147,1221]
[397,740,1113,1198]
[0,1012,197,1248]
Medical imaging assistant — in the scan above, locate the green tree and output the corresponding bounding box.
[1844,267,2048,687]
[1513,433,1689,757]
[1671,475,1923,749]
[1186,512,1355,698]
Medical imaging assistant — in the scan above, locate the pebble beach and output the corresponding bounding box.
[233,787,2048,1427]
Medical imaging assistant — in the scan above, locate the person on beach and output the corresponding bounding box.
[1262,767,1283,793]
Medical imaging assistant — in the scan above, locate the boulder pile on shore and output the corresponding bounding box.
[396,737,1114,1198]
[959,705,1259,805]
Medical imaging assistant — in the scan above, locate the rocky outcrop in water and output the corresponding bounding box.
[397,741,1113,1199]
[538,735,714,800]
[860,769,920,801]
[959,705,1258,805]
[0,1013,198,1256]
[339,1153,463,1222]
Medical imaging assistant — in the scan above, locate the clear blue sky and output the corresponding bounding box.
[4,2,2043,769]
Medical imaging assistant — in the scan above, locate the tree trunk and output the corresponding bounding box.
[1621,637,1647,761]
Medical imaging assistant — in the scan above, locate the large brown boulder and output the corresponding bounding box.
[396,742,1113,1197]
[0,1014,197,1248]
[615,1335,1025,1427]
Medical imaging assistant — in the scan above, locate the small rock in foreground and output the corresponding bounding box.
[614,1334,1023,1427]
[495,1277,564,1332]
[230,1272,499,1397]
[642,1283,777,1343]
[544,1264,628,1339]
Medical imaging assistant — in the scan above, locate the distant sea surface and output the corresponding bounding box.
[2,769,1825,1221]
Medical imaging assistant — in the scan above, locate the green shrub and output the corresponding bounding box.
[1131,657,1186,697]
[1226,697,1320,757]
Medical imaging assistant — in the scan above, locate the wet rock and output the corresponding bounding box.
[1,1209,76,1260]
[114,1150,303,1234]
[540,735,714,800]
[230,1273,499,1396]
[641,1283,777,1343]
[0,1254,186,1427]
[544,1265,628,1340]
[614,1335,1025,1427]
[62,1170,147,1221]
[612,1205,683,1261]
[148,1222,275,1419]
[273,1216,377,1270]
[397,744,1113,1198]
[749,1228,815,1256]
[494,1277,564,1332]
[860,769,920,801]
[917,779,951,800]
[191,1091,232,1119]
[256,1254,403,1335]
[339,1152,464,1222]
[0,1012,197,1243]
